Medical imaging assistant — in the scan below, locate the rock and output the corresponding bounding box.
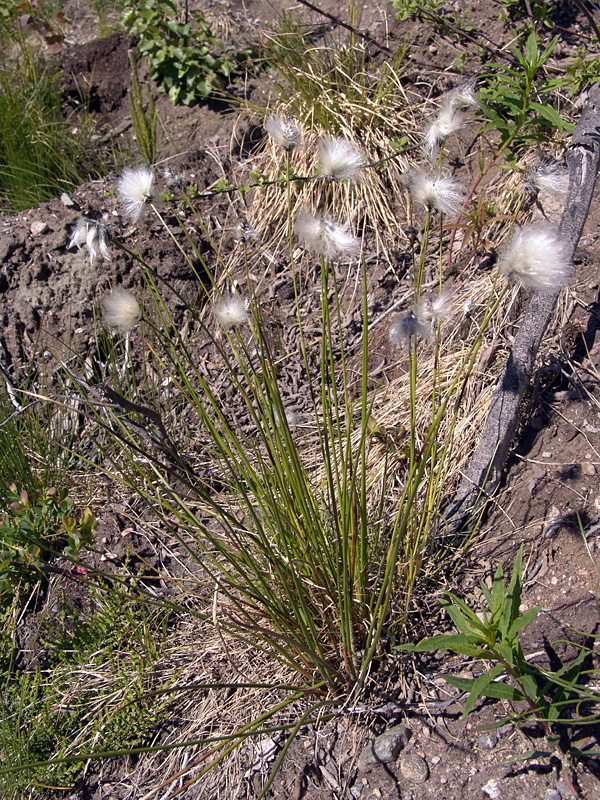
[373,724,411,762]
[30,220,49,236]
[478,732,498,749]
[482,778,501,798]
[61,192,75,207]
[544,790,561,800]
[357,724,411,772]
[400,754,429,783]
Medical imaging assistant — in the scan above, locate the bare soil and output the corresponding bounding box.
[2,1,600,799]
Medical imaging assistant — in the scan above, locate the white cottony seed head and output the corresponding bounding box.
[213,292,248,329]
[524,159,569,199]
[118,166,154,223]
[498,224,571,291]
[265,115,302,151]
[294,210,359,262]
[318,136,364,182]
[102,289,141,334]
[235,220,260,244]
[404,170,464,216]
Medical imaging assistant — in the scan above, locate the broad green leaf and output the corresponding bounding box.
[396,636,489,658]
[525,31,539,67]
[529,102,565,128]
[491,562,506,626]
[501,546,523,638]
[442,593,487,631]
[462,664,505,716]
[506,606,539,642]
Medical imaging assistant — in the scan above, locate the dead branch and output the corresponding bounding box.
[444,83,600,533]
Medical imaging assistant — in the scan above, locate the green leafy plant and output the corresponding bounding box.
[121,0,246,105]
[0,484,96,602]
[499,0,554,28]
[478,30,574,161]
[0,581,170,798]
[398,547,600,779]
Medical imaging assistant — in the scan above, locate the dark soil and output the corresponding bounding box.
[2,1,600,799]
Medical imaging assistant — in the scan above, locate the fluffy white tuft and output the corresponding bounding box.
[265,116,302,151]
[102,289,141,333]
[498,224,571,291]
[294,210,359,262]
[424,99,464,154]
[318,136,364,182]
[213,292,248,329]
[118,166,154,223]
[524,160,569,199]
[404,170,464,216]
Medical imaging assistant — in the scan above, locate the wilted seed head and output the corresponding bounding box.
[118,166,154,223]
[524,159,569,199]
[424,99,464,154]
[318,136,364,182]
[68,217,111,264]
[404,170,464,217]
[449,80,479,112]
[463,297,475,317]
[102,289,141,334]
[498,224,571,291]
[235,220,260,244]
[163,166,187,188]
[418,291,452,326]
[294,210,359,262]
[265,115,302,152]
[389,310,430,348]
[424,82,477,155]
[213,291,248,329]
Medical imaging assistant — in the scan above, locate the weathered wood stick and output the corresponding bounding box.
[444,84,600,533]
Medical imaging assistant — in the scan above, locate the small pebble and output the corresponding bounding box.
[431,756,440,765]
[482,778,501,799]
[478,732,498,749]
[30,220,48,235]
[61,192,75,207]
[400,754,429,784]
[544,790,561,800]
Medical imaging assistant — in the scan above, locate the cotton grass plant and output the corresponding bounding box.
[3,29,580,792]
